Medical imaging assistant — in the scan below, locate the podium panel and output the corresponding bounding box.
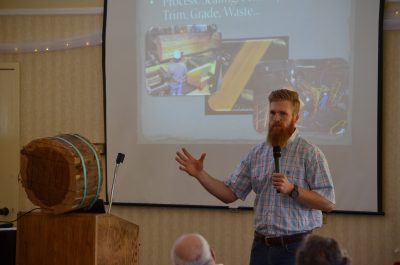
[16,213,139,265]
[0,228,16,265]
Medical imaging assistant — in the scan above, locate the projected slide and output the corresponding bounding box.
[105,0,382,212]
[141,19,350,143]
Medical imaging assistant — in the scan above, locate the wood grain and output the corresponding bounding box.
[208,40,272,111]
[16,212,139,265]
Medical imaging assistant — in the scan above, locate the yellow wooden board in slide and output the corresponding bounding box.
[208,40,272,111]
[156,32,221,61]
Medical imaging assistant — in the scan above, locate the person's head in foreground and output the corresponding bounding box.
[171,233,216,265]
[296,234,351,265]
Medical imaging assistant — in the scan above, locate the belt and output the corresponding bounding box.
[254,231,310,247]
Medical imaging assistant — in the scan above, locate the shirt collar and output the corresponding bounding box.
[287,127,298,144]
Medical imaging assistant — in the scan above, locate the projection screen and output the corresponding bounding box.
[104,0,384,213]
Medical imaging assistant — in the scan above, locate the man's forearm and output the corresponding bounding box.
[195,170,238,204]
[296,187,335,212]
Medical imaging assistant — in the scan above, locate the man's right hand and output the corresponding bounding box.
[175,148,206,178]
[175,147,238,204]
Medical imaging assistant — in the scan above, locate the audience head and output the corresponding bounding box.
[296,234,351,265]
[171,233,216,265]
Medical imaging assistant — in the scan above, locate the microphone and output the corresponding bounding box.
[108,153,125,214]
[0,207,9,216]
[116,153,125,164]
[273,146,281,193]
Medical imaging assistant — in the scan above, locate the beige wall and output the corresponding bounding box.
[0,5,400,265]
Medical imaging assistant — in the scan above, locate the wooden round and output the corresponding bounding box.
[20,134,102,214]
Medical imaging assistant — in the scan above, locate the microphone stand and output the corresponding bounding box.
[108,153,125,214]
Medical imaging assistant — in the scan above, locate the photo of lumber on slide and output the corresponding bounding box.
[205,37,289,114]
[143,23,350,139]
[144,24,222,97]
[143,23,288,100]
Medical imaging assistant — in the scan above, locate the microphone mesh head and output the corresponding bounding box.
[273,146,281,157]
[116,153,125,164]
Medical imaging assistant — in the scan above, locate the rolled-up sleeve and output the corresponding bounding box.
[224,155,253,201]
[306,146,335,204]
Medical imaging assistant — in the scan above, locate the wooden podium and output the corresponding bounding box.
[16,212,139,265]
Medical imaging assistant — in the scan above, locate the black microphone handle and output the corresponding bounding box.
[274,157,281,193]
[274,158,280,193]
[274,159,280,173]
[273,146,281,193]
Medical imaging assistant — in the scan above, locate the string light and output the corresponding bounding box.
[0,31,102,54]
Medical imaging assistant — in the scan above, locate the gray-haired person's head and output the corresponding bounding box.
[171,233,216,265]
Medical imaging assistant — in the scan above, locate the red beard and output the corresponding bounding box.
[267,120,296,147]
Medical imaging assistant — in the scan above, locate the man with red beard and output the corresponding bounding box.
[175,89,335,265]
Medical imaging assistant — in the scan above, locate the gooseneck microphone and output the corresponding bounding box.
[108,153,125,214]
[116,153,125,165]
[273,146,281,193]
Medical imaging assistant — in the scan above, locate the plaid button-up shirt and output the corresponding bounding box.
[224,129,335,236]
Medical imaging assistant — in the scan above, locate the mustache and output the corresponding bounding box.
[270,122,283,127]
